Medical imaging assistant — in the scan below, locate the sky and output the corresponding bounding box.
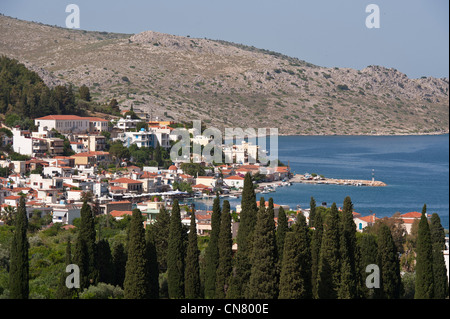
[0,0,448,79]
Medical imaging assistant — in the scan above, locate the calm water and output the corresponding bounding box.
[189,134,449,229]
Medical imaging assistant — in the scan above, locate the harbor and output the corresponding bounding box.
[289,174,387,187]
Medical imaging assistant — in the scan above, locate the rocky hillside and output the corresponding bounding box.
[0,14,448,135]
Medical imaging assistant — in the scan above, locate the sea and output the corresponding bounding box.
[187,134,449,229]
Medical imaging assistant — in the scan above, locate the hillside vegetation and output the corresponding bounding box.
[0,14,448,135]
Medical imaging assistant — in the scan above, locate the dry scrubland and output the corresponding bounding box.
[0,14,448,135]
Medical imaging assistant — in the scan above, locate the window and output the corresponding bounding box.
[359,223,362,230]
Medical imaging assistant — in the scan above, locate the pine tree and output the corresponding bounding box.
[112,242,127,288]
[311,206,323,298]
[184,211,202,299]
[227,172,257,298]
[414,204,434,299]
[124,209,150,299]
[246,198,278,299]
[316,203,341,299]
[204,194,222,299]
[279,213,312,299]
[338,196,358,299]
[9,195,29,299]
[73,200,97,289]
[167,199,185,299]
[378,224,402,299]
[429,213,449,298]
[215,200,233,299]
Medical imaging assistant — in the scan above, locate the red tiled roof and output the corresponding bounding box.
[110,210,133,218]
[225,176,245,180]
[110,178,142,184]
[401,212,422,218]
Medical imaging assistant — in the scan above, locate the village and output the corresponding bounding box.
[0,111,444,246]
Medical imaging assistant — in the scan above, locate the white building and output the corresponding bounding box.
[115,116,143,131]
[223,175,245,188]
[116,129,155,148]
[35,115,90,134]
[223,141,259,165]
[50,203,82,224]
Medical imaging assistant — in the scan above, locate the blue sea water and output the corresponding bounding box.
[190,134,449,229]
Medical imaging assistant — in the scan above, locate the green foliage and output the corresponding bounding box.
[316,203,340,299]
[279,213,312,299]
[184,212,202,299]
[79,282,124,299]
[180,163,206,177]
[215,200,233,299]
[246,198,278,299]
[414,204,434,299]
[123,209,152,299]
[378,224,402,299]
[204,195,221,299]
[429,213,449,298]
[227,173,257,298]
[338,196,358,299]
[73,200,98,289]
[78,85,91,102]
[167,200,185,298]
[8,196,29,299]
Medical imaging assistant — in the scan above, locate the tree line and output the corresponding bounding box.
[7,173,449,299]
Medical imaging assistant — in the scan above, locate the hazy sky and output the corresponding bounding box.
[1,0,448,78]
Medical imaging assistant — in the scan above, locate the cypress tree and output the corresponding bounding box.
[316,203,341,299]
[227,172,257,298]
[56,238,76,299]
[414,204,434,299]
[167,199,185,298]
[9,195,29,299]
[124,209,150,299]
[112,242,127,288]
[311,206,323,299]
[378,224,402,299]
[184,211,202,299]
[309,196,316,227]
[275,206,288,273]
[73,200,97,289]
[204,194,222,299]
[97,239,114,285]
[279,213,312,299]
[146,226,160,299]
[215,200,233,299]
[338,196,358,299]
[357,233,380,299]
[246,198,278,299]
[429,213,449,298]
[151,206,170,273]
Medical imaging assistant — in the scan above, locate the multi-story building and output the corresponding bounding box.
[34,115,110,134]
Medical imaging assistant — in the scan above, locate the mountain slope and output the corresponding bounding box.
[0,14,448,135]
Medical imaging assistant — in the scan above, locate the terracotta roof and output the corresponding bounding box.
[4,195,21,200]
[110,178,142,184]
[192,184,210,189]
[358,214,378,223]
[35,115,87,121]
[168,165,178,171]
[401,212,422,218]
[110,210,134,218]
[225,176,245,180]
[109,201,131,205]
